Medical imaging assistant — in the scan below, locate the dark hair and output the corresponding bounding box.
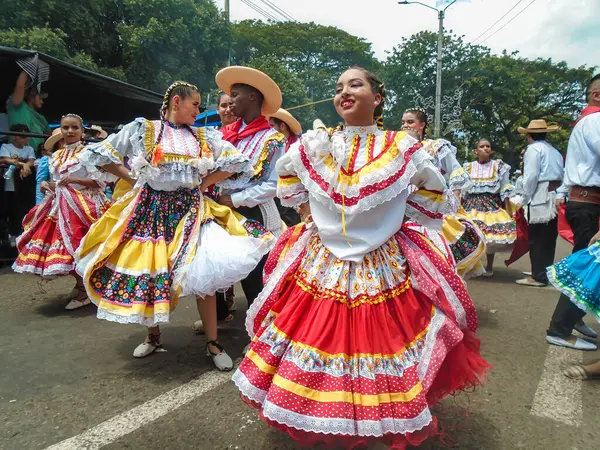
[529,132,547,141]
[586,74,600,97]
[156,81,201,149]
[232,83,264,106]
[218,91,230,103]
[349,66,386,129]
[269,117,288,131]
[10,123,30,134]
[404,109,428,139]
[475,138,491,148]
[160,81,200,119]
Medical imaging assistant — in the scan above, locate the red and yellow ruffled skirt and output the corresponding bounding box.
[234,223,490,449]
[12,186,109,278]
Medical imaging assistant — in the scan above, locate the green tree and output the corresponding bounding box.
[247,55,314,130]
[232,20,378,126]
[462,53,593,166]
[384,31,488,137]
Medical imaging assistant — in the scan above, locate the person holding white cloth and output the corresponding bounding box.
[513,120,564,287]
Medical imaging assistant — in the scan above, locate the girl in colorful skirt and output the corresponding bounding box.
[13,114,110,310]
[462,139,517,277]
[402,108,486,279]
[233,67,490,448]
[549,230,600,379]
[76,82,274,371]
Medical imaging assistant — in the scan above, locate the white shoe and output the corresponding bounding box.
[482,271,494,278]
[133,333,164,358]
[206,341,233,371]
[546,335,597,351]
[65,297,91,310]
[575,323,598,339]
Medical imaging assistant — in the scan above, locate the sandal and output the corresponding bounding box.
[65,290,91,310]
[206,340,233,372]
[564,364,600,380]
[133,332,165,358]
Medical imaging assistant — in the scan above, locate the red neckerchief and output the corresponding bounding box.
[284,134,298,153]
[221,116,271,144]
[573,106,600,126]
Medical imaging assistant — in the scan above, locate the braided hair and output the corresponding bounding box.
[403,108,428,139]
[156,81,201,148]
[350,66,386,129]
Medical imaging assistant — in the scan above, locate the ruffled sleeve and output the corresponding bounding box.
[79,119,145,182]
[276,140,309,207]
[498,160,514,201]
[202,127,253,176]
[432,141,473,194]
[405,154,459,230]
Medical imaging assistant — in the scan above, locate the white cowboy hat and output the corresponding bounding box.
[269,108,302,135]
[517,119,560,134]
[216,66,282,116]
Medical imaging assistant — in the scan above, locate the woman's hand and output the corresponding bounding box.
[57,176,73,187]
[20,164,32,178]
[40,181,55,194]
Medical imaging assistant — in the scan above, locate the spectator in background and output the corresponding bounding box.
[85,125,108,140]
[0,124,36,246]
[35,129,63,205]
[7,71,50,155]
[216,92,236,127]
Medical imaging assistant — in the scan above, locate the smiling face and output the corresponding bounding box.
[401,112,426,139]
[474,139,493,162]
[171,91,201,126]
[217,93,236,126]
[334,68,382,126]
[60,116,84,145]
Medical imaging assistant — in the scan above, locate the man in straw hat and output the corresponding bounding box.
[513,119,564,287]
[545,74,600,352]
[213,66,286,310]
[268,108,303,225]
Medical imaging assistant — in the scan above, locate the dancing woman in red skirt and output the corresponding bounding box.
[233,67,490,449]
[12,114,110,310]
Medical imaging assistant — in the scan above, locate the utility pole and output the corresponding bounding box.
[435,8,444,138]
[225,0,231,66]
[398,0,458,137]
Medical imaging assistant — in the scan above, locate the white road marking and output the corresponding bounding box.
[530,346,583,427]
[46,361,240,450]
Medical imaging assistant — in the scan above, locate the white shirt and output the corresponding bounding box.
[217,122,284,208]
[279,125,446,261]
[520,140,564,205]
[557,112,600,198]
[0,143,35,191]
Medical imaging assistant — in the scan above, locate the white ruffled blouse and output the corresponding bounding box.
[277,125,455,262]
[80,119,253,191]
[463,159,513,201]
[52,142,104,191]
[421,138,473,194]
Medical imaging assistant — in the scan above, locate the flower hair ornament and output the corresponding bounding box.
[61,113,84,126]
[375,83,387,130]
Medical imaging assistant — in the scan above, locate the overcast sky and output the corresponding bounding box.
[216,0,599,70]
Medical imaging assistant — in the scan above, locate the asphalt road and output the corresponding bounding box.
[1,240,599,450]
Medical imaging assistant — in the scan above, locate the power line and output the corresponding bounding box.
[239,0,280,21]
[257,0,296,21]
[479,0,538,45]
[472,0,525,44]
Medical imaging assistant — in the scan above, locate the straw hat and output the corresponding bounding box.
[269,108,302,135]
[44,128,63,152]
[216,66,282,116]
[517,119,560,134]
[87,124,108,139]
